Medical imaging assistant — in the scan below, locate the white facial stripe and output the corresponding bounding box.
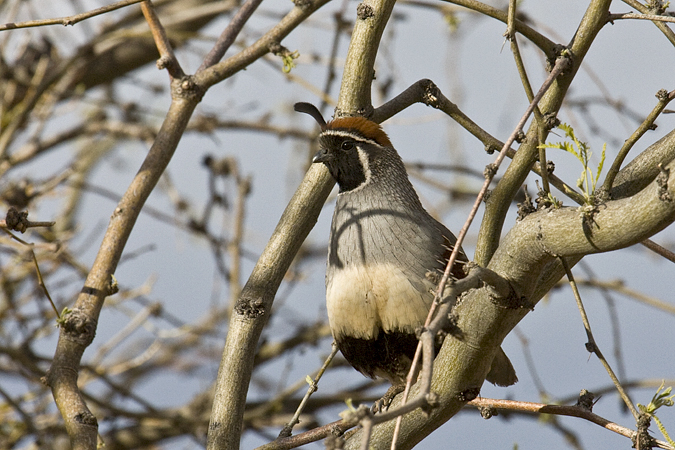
[320,129,379,146]
[356,147,371,185]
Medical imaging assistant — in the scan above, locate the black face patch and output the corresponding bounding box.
[316,134,368,192]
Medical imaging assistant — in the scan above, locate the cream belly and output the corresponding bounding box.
[326,262,432,340]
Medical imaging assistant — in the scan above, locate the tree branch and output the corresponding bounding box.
[438,0,560,59]
[602,88,675,195]
[335,0,397,117]
[345,120,675,450]
[195,0,332,90]
[620,0,675,46]
[206,163,335,450]
[207,0,397,446]
[198,0,265,71]
[468,397,674,450]
[611,127,675,199]
[46,83,201,450]
[0,0,144,31]
[475,0,614,266]
[141,0,185,79]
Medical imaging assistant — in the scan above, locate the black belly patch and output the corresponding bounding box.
[336,330,441,384]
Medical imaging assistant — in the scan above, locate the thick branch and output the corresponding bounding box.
[207,0,396,447]
[335,0,397,116]
[347,135,675,450]
[475,0,613,265]
[610,127,675,199]
[46,84,200,450]
[206,165,334,450]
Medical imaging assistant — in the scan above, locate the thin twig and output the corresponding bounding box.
[90,302,161,366]
[559,257,640,419]
[376,79,586,206]
[571,277,675,316]
[0,219,56,230]
[228,170,250,309]
[437,0,559,58]
[255,418,357,450]
[141,0,185,79]
[513,328,548,395]
[0,0,144,31]
[640,238,675,264]
[318,5,350,114]
[504,0,549,194]
[468,397,674,450]
[602,89,675,194]
[2,229,60,318]
[621,0,675,46]
[195,0,332,90]
[374,78,586,206]
[608,12,675,24]
[198,0,265,71]
[360,418,373,450]
[278,343,339,438]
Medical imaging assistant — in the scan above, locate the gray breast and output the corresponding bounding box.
[324,186,458,340]
[328,187,449,291]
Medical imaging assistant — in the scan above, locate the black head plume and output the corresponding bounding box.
[294,102,327,128]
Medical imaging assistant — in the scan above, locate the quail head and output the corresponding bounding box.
[296,103,517,398]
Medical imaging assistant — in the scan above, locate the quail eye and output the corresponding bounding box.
[341,141,355,151]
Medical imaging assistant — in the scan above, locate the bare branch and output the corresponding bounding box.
[609,11,675,24]
[195,0,332,90]
[438,0,560,58]
[46,90,202,449]
[198,0,265,71]
[141,0,185,79]
[640,238,675,265]
[602,88,675,195]
[278,343,339,438]
[207,165,335,450]
[610,127,675,199]
[391,55,572,441]
[373,79,586,205]
[560,258,639,418]
[476,0,614,265]
[0,0,144,31]
[207,0,397,447]
[572,277,675,316]
[468,397,674,450]
[621,0,675,46]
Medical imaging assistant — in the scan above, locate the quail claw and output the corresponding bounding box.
[372,383,405,413]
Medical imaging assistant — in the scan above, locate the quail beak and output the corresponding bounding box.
[313,147,331,164]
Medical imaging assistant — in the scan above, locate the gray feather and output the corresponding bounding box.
[312,116,516,387]
[326,144,465,335]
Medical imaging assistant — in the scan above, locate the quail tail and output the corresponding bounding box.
[486,347,518,387]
